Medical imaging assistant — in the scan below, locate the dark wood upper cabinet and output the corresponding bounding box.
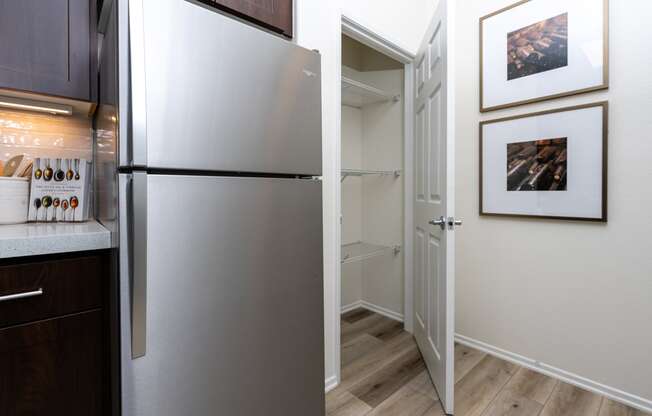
[0,0,97,102]
[203,0,293,38]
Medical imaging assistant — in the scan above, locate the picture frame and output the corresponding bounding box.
[480,102,608,222]
[480,0,609,112]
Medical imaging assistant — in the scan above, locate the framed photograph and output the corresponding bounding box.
[480,102,608,221]
[480,0,609,112]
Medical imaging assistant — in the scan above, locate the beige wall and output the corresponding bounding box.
[340,64,405,317]
[342,35,403,72]
[295,0,438,387]
[341,104,364,307]
[455,0,652,405]
[360,68,404,317]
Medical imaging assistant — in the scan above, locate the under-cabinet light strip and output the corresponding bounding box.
[0,95,73,116]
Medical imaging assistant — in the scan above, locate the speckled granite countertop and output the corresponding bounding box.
[0,220,111,259]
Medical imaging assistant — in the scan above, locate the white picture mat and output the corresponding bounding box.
[482,0,605,109]
[482,106,604,219]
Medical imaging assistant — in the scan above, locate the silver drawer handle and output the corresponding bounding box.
[0,288,43,302]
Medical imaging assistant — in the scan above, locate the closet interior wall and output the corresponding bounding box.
[341,35,405,320]
[341,100,364,307]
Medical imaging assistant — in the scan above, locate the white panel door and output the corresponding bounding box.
[413,1,456,413]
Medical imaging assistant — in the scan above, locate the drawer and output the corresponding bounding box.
[0,254,104,328]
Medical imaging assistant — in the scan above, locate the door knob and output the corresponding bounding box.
[429,216,446,230]
[447,217,463,228]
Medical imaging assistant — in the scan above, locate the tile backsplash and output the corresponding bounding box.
[0,109,92,162]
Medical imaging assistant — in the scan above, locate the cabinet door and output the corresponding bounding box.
[203,0,293,37]
[0,0,97,101]
[0,310,104,416]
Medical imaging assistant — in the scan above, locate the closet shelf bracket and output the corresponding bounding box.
[340,169,401,182]
[341,241,402,264]
[342,76,400,108]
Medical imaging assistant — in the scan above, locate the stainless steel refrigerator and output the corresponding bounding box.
[95,1,324,415]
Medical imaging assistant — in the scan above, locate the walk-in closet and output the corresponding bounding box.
[340,34,405,323]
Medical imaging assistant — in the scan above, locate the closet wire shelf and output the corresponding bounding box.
[341,241,401,264]
[341,169,401,182]
[342,76,400,108]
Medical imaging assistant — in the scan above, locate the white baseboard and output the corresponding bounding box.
[340,300,404,323]
[360,301,404,322]
[341,301,363,315]
[325,375,338,393]
[455,334,652,414]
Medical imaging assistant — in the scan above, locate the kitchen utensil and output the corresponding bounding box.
[15,159,33,177]
[43,159,53,181]
[0,177,29,224]
[61,199,69,221]
[53,198,61,221]
[54,158,65,181]
[66,159,74,180]
[33,198,42,221]
[34,158,42,180]
[41,195,52,221]
[70,196,78,221]
[3,155,24,177]
[74,159,80,180]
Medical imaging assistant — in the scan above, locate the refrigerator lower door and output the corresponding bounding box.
[119,173,324,416]
[126,0,322,175]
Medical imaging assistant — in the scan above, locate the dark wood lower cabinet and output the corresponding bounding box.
[0,251,113,416]
[0,255,103,329]
[0,311,103,416]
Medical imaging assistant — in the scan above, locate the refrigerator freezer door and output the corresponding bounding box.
[128,0,322,175]
[119,174,324,416]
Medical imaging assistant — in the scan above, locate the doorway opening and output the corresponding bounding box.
[340,33,405,329]
[328,17,443,413]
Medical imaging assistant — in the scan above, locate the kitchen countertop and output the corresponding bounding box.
[0,220,111,259]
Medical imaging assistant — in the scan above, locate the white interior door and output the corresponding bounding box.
[413,0,456,414]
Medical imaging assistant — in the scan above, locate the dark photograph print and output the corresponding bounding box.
[507,138,567,191]
[507,13,568,80]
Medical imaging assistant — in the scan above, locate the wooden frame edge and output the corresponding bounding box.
[479,101,609,222]
[479,0,610,113]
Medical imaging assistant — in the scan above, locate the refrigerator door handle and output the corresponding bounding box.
[131,171,148,358]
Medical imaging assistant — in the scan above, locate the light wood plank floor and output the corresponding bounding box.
[326,310,649,416]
